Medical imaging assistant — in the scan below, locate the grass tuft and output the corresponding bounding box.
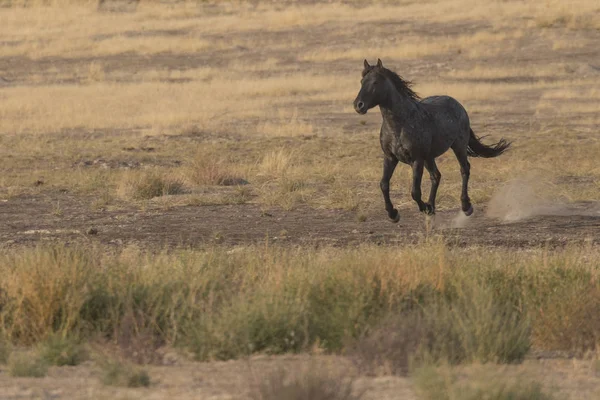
[349,282,530,375]
[39,334,88,366]
[100,358,151,388]
[414,365,555,400]
[118,170,186,200]
[187,152,243,186]
[8,352,48,378]
[0,336,11,364]
[249,360,361,400]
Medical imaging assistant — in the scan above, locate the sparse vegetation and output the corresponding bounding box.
[39,334,87,366]
[249,361,360,400]
[186,151,242,186]
[100,358,151,388]
[0,242,597,362]
[0,336,11,364]
[117,170,186,200]
[8,352,48,378]
[348,284,531,376]
[414,366,556,400]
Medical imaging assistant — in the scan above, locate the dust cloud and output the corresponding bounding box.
[486,178,548,222]
[486,176,600,222]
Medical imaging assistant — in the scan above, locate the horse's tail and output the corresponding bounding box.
[467,128,511,158]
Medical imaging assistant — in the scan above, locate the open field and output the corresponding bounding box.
[1,0,600,249]
[1,0,600,398]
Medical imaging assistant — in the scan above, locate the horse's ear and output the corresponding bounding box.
[376,58,383,68]
[364,59,370,69]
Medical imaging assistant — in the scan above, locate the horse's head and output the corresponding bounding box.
[353,58,388,114]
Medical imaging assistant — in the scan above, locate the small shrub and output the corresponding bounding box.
[0,246,97,344]
[348,311,426,376]
[227,185,252,204]
[187,152,239,186]
[249,361,361,400]
[116,310,163,365]
[118,170,185,200]
[9,352,48,378]
[423,282,531,365]
[128,369,151,388]
[39,334,87,366]
[532,285,600,354]
[0,336,11,364]
[349,282,531,374]
[100,358,150,388]
[414,366,555,400]
[258,149,295,179]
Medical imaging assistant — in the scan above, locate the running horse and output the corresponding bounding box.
[353,59,510,222]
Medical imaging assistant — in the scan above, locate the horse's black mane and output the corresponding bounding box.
[364,66,420,101]
[381,67,420,101]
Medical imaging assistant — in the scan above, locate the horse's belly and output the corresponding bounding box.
[394,144,413,164]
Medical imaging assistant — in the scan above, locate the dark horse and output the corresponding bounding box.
[353,59,511,222]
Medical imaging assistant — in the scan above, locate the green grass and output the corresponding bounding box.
[0,242,598,364]
[39,334,87,366]
[348,283,531,375]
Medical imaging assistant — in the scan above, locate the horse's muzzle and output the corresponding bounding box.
[354,101,367,114]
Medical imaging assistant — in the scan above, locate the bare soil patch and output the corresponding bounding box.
[1,192,599,249]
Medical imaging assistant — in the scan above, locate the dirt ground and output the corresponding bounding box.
[1,191,600,250]
[0,354,599,400]
[1,1,599,251]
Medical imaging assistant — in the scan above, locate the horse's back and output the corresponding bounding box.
[420,95,470,156]
[421,95,469,128]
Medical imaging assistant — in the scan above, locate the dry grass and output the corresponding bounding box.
[260,108,314,137]
[186,151,245,186]
[117,169,185,200]
[0,242,598,397]
[0,0,598,211]
[0,242,598,358]
[8,352,48,378]
[249,360,361,400]
[99,357,151,388]
[414,365,556,400]
[301,30,525,62]
[39,334,88,366]
[349,282,531,376]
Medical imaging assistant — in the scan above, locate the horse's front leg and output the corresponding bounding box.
[411,159,428,213]
[381,156,399,222]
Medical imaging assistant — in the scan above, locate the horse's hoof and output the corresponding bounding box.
[389,209,400,223]
[464,205,474,216]
[423,203,435,215]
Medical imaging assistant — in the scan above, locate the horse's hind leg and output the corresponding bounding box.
[381,156,400,222]
[410,159,429,214]
[452,146,473,216]
[424,158,441,215]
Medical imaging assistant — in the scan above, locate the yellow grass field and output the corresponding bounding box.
[0,0,599,398]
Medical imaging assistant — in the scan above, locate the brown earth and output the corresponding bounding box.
[0,354,599,400]
[1,191,599,250]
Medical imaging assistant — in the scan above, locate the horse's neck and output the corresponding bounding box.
[379,90,421,128]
